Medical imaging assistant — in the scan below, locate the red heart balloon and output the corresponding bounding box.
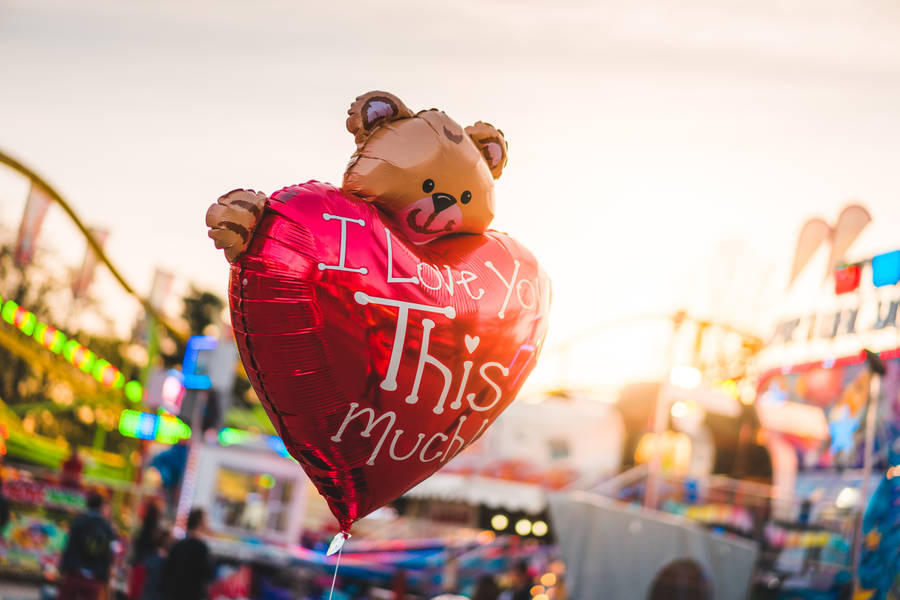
[229,181,550,530]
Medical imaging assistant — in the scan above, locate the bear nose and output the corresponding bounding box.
[431,193,457,214]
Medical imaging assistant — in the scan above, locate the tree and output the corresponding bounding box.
[0,236,137,455]
[182,287,225,336]
[0,239,70,405]
[155,286,225,368]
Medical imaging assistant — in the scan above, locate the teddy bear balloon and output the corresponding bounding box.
[206,91,550,532]
[209,92,508,254]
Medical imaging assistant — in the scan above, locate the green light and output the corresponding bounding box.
[91,360,124,389]
[113,372,125,389]
[258,473,276,489]
[92,359,110,381]
[34,322,66,353]
[157,415,191,444]
[16,310,36,335]
[124,381,143,403]
[217,427,253,447]
[78,349,95,373]
[2,301,36,336]
[2,301,18,324]
[4,299,142,403]
[62,340,95,373]
[118,410,190,444]
[118,409,141,437]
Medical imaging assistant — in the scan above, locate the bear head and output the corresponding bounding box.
[343,91,508,245]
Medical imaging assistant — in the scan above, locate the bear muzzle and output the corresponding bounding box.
[431,192,457,214]
[394,194,464,245]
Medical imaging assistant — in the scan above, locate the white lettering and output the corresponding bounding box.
[384,227,418,284]
[441,416,468,463]
[405,319,454,414]
[485,259,521,319]
[470,418,491,443]
[469,361,509,412]
[440,265,455,296]
[416,263,443,291]
[456,270,484,300]
[449,360,474,411]
[420,432,448,462]
[354,292,455,391]
[330,402,396,466]
[388,430,426,461]
[317,213,368,274]
[516,278,537,310]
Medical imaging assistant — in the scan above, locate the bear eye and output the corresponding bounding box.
[461,190,472,204]
[422,179,435,193]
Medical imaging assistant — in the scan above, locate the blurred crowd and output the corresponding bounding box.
[57,493,212,600]
[49,491,565,600]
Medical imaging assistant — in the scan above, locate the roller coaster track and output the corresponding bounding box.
[0,148,186,342]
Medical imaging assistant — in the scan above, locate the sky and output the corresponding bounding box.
[2,0,900,392]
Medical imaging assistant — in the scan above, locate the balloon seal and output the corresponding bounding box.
[327,531,351,556]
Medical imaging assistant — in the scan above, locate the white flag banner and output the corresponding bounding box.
[14,183,53,266]
[148,268,175,312]
[71,227,109,299]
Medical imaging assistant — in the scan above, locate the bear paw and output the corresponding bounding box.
[206,189,268,262]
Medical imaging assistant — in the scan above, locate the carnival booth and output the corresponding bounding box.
[187,431,307,546]
[0,464,89,582]
[0,398,157,587]
[0,461,162,590]
[750,206,900,598]
[403,390,624,533]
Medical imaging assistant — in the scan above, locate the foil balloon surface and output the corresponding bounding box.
[212,91,550,531]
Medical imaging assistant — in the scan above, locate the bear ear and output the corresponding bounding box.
[465,121,508,179]
[346,91,415,146]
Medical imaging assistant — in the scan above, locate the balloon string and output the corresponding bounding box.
[327,543,344,600]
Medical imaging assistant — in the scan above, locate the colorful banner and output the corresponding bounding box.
[758,354,900,469]
[788,204,871,285]
[71,227,109,299]
[13,184,53,266]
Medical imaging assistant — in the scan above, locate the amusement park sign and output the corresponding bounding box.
[762,285,900,367]
[771,293,899,344]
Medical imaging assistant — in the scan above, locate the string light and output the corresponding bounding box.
[34,322,65,353]
[491,514,509,531]
[515,519,532,536]
[217,428,293,460]
[118,409,191,444]
[0,298,142,401]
